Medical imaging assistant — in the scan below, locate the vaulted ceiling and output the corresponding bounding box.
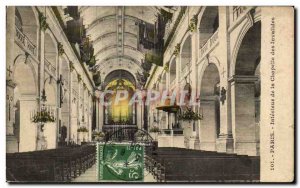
[79,6,159,79]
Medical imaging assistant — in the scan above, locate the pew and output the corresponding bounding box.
[6,144,96,182]
[145,147,260,182]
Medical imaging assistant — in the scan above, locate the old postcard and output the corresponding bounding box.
[6,6,294,183]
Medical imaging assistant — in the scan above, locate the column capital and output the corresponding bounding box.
[6,80,17,88]
[173,43,180,57]
[38,12,49,31]
[188,15,198,32]
[57,42,65,56]
[69,61,74,72]
[229,75,259,83]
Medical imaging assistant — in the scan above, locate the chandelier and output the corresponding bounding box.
[30,89,56,123]
[177,75,203,122]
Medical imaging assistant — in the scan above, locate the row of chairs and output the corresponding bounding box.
[145,147,260,182]
[145,155,165,182]
[7,145,96,182]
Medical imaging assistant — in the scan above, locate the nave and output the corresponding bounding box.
[7,6,263,182]
[7,142,259,182]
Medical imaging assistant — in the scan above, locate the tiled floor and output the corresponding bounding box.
[72,164,156,182]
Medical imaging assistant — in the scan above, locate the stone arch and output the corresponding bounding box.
[198,61,221,151]
[61,56,70,83]
[44,31,58,69]
[180,34,192,73]
[231,20,261,156]
[160,72,167,91]
[198,56,221,84]
[198,6,219,48]
[15,6,39,47]
[169,56,177,86]
[101,63,141,81]
[231,14,261,76]
[103,69,136,88]
[102,70,137,126]
[10,54,38,152]
[12,54,38,95]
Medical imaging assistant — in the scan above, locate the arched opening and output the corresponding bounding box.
[9,58,37,153]
[15,7,38,46]
[160,72,167,91]
[45,33,57,72]
[70,71,79,144]
[199,63,220,151]
[103,70,137,124]
[199,7,219,48]
[169,58,176,86]
[233,21,261,156]
[104,79,136,125]
[181,36,192,73]
[60,58,70,146]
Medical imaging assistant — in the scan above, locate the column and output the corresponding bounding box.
[216,7,234,153]
[230,75,258,156]
[95,89,102,131]
[6,81,16,136]
[19,95,38,152]
[6,7,15,137]
[68,67,73,143]
[6,6,15,74]
[88,92,92,141]
[77,78,81,144]
[98,98,104,131]
[56,55,62,148]
[136,89,142,130]
[190,24,199,147]
[199,96,218,151]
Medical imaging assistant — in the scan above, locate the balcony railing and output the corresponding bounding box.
[15,26,37,57]
[232,6,248,22]
[45,58,56,76]
[170,78,176,87]
[200,29,219,60]
[72,88,78,98]
[181,59,191,77]
[161,128,183,136]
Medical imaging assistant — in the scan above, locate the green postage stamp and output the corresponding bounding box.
[97,143,144,182]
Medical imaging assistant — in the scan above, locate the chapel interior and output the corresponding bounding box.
[6,6,262,182]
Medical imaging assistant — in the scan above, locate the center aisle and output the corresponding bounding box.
[72,164,156,182]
